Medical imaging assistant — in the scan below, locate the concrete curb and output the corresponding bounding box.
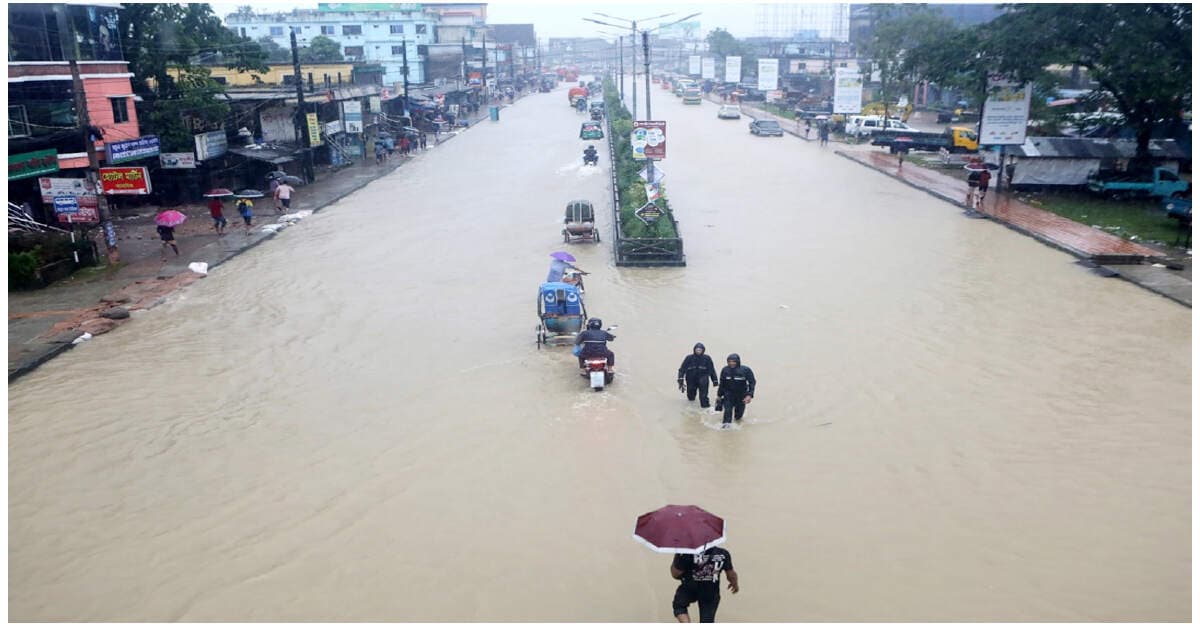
[833,149,1191,308]
[8,119,491,384]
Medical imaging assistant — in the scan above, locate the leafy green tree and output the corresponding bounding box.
[705,28,756,79]
[999,3,1191,166]
[864,5,953,124]
[300,35,344,63]
[257,37,293,64]
[118,3,268,150]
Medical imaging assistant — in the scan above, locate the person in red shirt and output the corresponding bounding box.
[208,198,227,235]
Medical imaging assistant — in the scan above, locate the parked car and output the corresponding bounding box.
[749,119,784,136]
[717,105,742,119]
[845,115,911,137]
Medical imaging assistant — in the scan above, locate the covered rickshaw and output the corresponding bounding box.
[562,199,600,243]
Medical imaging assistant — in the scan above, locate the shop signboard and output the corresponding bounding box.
[325,119,344,136]
[631,121,666,160]
[343,100,364,133]
[38,177,99,222]
[306,113,323,146]
[160,152,196,169]
[99,166,152,195]
[106,135,160,164]
[193,130,228,161]
[9,149,59,180]
[635,201,663,224]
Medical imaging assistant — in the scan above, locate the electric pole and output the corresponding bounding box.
[401,41,410,117]
[618,36,624,100]
[643,31,651,119]
[291,30,315,181]
[69,59,118,263]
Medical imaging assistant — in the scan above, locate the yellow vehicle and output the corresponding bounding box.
[871,126,979,153]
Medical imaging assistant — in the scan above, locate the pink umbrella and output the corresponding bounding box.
[155,210,187,227]
[633,505,726,554]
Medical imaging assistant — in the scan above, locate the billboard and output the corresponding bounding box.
[194,130,227,161]
[724,56,741,83]
[757,58,779,91]
[701,57,715,80]
[833,68,863,114]
[39,177,99,223]
[688,55,701,75]
[631,121,667,160]
[343,100,364,133]
[306,113,323,147]
[10,149,59,180]
[159,152,196,169]
[980,76,1032,145]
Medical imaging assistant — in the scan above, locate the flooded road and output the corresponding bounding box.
[9,80,1191,621]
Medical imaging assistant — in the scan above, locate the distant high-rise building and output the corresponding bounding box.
[754,3,850,42]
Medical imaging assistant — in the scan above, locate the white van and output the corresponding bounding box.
[845,115,912,137]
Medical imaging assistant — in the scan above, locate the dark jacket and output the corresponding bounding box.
[677,343,718,384]
[717,364,756,399]
[575,328,615,357]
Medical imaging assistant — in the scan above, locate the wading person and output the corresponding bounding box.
[677,343,719,408]
[716,354,756,426]
[670,546,739,623]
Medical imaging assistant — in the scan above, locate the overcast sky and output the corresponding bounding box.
[210,0,760,39]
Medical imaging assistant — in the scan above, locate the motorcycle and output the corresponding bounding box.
[583,151,599,166]
[577,325,617,391]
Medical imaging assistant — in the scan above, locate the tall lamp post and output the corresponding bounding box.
[584,12,699,118]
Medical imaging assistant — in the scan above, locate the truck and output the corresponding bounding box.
[1087,167,1191,199]
[870,127,980,154]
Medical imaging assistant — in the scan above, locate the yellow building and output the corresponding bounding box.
[169,63,357,87]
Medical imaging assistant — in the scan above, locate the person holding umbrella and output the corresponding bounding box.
[547,251,587,285]
[208,197,227,236]
[154,209,186,260]
[632,505,740,623]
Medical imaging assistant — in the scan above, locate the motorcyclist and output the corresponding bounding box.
[716,354,756,426]
[677,343,719,408]
[583,144,598,165]
[575,318,615,370]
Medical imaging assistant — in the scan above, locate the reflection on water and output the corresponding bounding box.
[8,82,1190,621]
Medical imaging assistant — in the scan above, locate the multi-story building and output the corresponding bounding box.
[224,4,443,85]
[425,3,488,43]
[8,3,144,221]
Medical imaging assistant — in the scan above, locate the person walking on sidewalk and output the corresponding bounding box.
[966,169,982,207]
[670,547,739,623]
[273,182,295,214]
[236,198,254,234]
[208,197,227,236]
[157,224,180,260]
[819,122,830,146]
[977,169,992,204]
[677,342,719,409]
[419,132,428,150]
[716,354,756,426]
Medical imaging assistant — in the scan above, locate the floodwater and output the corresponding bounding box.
[9,79,1191,621]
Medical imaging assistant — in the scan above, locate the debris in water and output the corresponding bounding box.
[187,262,209,275]
[814,422,832,427]
[778,304,789,309]
[71,332,93,345]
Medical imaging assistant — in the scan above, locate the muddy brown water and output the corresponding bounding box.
[9,80,1190,621]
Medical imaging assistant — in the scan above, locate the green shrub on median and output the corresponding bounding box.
[603,76,680,242]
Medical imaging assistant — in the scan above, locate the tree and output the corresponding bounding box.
[864,5,954,125]
[704,28,756,77]
[118,3,268,150]
[300,35,344,63]
[999,3,1191,167]
[257,36,293,64]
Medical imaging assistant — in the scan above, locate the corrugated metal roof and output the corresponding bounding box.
[1011,137,1187,159]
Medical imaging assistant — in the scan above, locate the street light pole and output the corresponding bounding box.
[618,36,624,100]
[643,30,651,119]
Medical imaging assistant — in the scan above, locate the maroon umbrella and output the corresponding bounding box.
[203,188,235,198]
[632,505,726,554]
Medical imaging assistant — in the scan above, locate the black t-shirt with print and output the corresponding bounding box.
[673,547,733,595]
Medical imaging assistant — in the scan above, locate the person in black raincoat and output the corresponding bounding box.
[716,354,756,425]
[677,343,719,408]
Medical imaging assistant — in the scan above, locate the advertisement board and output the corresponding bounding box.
[194,130,228,161]
[99,166,152,195]
[631,121,667,160]
[701,57,715,80]
[724,56,741,83]
[833,67,864,114]
[343,100,364,133]
[757,58,779,91]
[160,152,196,169]
[38,177,99,223]
[9,149,59,180]
[306,113,323,146]
[980,76,1032,145]
[688,55,701,75]
[106,136,160,164]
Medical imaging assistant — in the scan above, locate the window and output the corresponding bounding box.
[8,105,30,138]
[392,45,405,55]
[270,26,284,36]
[415,24,426,34]
[343,24,362,35]
[390,24,404,34]
[321,25,336,35]
[344,46,364,57]
[110,97,129,124]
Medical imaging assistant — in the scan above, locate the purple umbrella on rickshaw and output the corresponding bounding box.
[550,251,576,263]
